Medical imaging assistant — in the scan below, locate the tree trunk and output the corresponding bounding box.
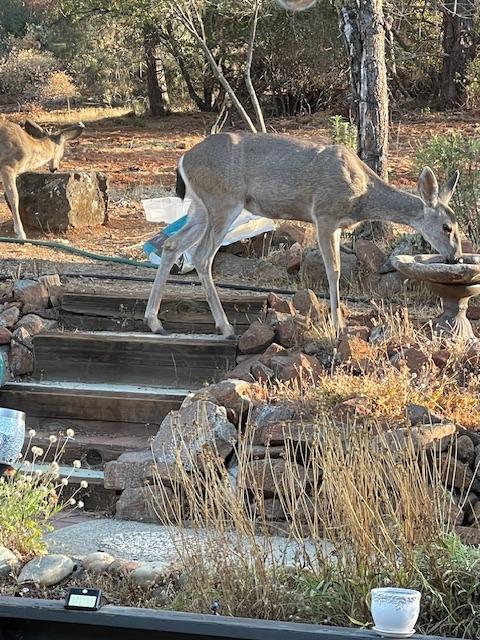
[144,28,171,117]
[338,0,391,241]
[440,0,476,108]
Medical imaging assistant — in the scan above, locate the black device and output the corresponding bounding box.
[64,587,103,611]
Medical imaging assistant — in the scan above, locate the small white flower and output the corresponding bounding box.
[80,480,88,489]
[77,500,84,509]
[66,428,75,438]
[49,435,58,444]
[31,446,44,457]
[73,460,81,469]
[50,462,60,472]
[61,478,69,486]
[69,498,76,506]
[23,460,31,468]
[35,470,43,476]
[28,429,36,438]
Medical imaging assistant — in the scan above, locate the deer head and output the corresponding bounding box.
[24,119,85,173]
[413,166,462,262]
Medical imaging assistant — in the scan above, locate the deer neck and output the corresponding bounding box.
[358,177,423,227]
[26,138,56,171]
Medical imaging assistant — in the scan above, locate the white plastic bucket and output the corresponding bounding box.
[142,197,192,223]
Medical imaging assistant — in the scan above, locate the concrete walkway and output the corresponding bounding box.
[46,517,332,569]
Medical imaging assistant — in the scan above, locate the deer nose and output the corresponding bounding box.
[49,167,57,174]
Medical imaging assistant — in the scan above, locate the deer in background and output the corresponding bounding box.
[0,119,85,240]
[144,132,461,336]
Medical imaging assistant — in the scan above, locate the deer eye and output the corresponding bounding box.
[443,224,452,233]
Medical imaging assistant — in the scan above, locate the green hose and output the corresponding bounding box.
[0,237,157,269]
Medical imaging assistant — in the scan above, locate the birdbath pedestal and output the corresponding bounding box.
[392,254,480,341]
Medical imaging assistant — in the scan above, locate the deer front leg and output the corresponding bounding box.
[317,227,344,334]
[2,170,26,241]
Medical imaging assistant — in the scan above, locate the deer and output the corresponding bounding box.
[144,132,461,337]
[0,118,85,240]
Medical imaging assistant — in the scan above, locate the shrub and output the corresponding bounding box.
[0,46,59,102]
[415,133,480,247]
[0,430,86,558]
[40,70,79,107]
[328,115,357,150]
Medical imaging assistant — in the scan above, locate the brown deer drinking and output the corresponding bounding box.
[0,119,84,240]
[144,132,462,336]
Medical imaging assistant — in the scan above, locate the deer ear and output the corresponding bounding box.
[24,119,47,139]
[58,122,85,142]
[439,170,459,205]
[418,166,439,208]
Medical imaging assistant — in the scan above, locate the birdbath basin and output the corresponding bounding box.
[392,254,480,340]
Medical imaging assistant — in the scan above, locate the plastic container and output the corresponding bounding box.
[0,407,26,468]
[142,197,192,223]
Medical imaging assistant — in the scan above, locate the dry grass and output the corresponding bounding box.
[150,419,480,636]
[34,105,134,125]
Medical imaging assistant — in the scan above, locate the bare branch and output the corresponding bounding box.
[245,0,267,133]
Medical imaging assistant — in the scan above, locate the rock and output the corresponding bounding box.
[258,422,321,446]
[292,289,326,320]
[276,316,308,348]
[251,362,274,383]
[13,279,49,313]
[16,314,56,336]
[369,323,393,345]
[286,243,303,273]
[270,352,323,383]
[341,325,371,342]
[225,357,258,382]
[467,501,480,526]
[38,274,62,307]
[107,559,141,576]
[375,272,405,298]
[444,500,465,526]
[454,526,480,546]
[337,335,374,371]
[82,552,115,573]
[406,403,443,426]
[376,424,456,454]
[300,249,357,288]
[248,445,285,459]
[104,449,155,490]
[212,254,260,280]
[18,554,75,586]
[355,239,386,273]
[265,310,291,328]
[18,171,109,232]
[0,546,20,578]
[238,322,275,354]
[390,347,432,374]
[245,459,313,496]
[332,397,370,424]
[259,343,286,367]
[131,562,168,588]
[0,327,12,344]
[380,234,430,274]
[432,349,452,370]
[152,401,237,480]
[440,454,480,493]
[249,403,296,433]
[10,327,33,375]
[0,306,20,329]
[194,379,258,422]
[115,485,177,523]
[273,222,306,247]
[267,293,294,315]
[456,434,475,464]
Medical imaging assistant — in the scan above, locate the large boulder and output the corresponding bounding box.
[17,171,108,232]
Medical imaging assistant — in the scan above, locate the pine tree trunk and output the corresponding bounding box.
[144,28,171,117]
[338,0,391,241]
[440,0,476,108]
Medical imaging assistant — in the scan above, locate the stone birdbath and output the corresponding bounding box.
[392,254,480,340]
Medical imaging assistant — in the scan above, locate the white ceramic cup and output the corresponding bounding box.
[371,587,421,633]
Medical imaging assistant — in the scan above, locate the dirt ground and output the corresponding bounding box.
[1,107,479,268]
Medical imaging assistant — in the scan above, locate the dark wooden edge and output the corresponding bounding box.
[0,597,454,640]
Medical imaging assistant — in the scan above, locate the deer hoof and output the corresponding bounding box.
[146,317,168,335]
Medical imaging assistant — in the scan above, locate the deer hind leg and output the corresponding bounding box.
[189,202,243,339]
[316,226,344,334]
[2,170,26,240]
[144,198,207,334]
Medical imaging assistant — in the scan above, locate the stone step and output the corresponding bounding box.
[31,331,237,388]
[0,381,187,437]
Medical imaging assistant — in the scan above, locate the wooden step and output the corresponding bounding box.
[60,292,265,334]
[31,331,237,388]
[0,381,186,437]
[27,432,148,469]
[14,463,115,513]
